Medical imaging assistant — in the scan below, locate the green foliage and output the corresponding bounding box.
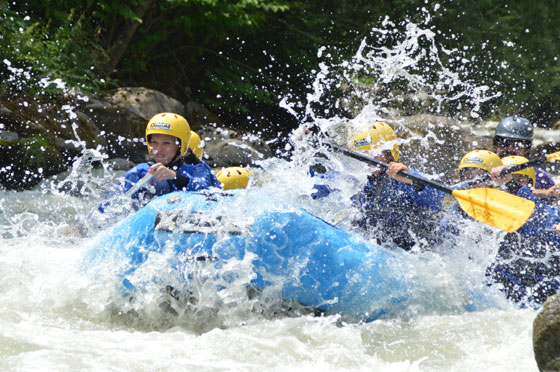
[3,0,560,129]
[427,1,560,124]
[0,134,65,190]
[0,0,113,97]
[101,0,300,124]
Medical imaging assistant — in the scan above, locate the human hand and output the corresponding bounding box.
[386,162,412,184]
[490,165,512,185]
[149,163,176,181]
[546,184,560,199]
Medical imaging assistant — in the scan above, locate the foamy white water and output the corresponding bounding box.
[0,306,540,372]
[0,172,540,372]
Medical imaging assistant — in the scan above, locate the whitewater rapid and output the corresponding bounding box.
[0,162,541,371]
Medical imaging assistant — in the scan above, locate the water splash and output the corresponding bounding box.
[282,10,501,139]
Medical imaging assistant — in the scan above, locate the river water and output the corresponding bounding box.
[0,158,542,371]
[0,10,551,372]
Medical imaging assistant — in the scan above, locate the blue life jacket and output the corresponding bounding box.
[535,168,555,190]
[352,171,444,251]
[446,184,560,305]
[98,154,221,213]
[512,186,560,237]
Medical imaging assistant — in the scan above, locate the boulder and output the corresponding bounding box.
[0,130,18,141]
[185,101,223,130]
[0,135,66,190]
[104,87,185,121]
[533,293,560,371]
[82,101,147,163]
[199,126,273,168]
[0,95,104,189]
[106,157,136,171]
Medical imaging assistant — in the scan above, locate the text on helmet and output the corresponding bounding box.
[150,122,173,130]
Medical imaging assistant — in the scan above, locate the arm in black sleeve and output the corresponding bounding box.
[505,179,522,195]
[171,173,190,190]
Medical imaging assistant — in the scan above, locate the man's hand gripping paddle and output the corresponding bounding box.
[326,143,540,233]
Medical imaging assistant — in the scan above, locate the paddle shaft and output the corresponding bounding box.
[124,174,153,197]
[330,144,453,194]
[328,143,536,233]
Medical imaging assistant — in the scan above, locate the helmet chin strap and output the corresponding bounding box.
[172,138,182,162]
[172,146,182,163]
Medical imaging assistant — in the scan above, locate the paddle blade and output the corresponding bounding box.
[546,151,560,162]
[452,188,535,233]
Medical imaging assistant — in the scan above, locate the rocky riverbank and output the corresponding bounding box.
[2,87,559,191]
[0,87,273,190]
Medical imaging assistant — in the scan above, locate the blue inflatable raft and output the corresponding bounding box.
[87,189,485,322]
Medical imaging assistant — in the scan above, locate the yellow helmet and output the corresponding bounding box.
[146,113,191,157]
[501,155,535,186]
[351,122,400,161]
[458,150,501,177]
[189,131,203,159]
[216,167,254,190]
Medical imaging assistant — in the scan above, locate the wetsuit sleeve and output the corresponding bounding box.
[535,168,556,190]
[515,186,560,236]
[121,164,151,194]
[353,172,443,211]
[397,170,444,211]
[98,164,150,213]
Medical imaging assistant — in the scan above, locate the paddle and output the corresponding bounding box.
[325,143,536,233]
[124,173,154,197]
[453,151,560,190]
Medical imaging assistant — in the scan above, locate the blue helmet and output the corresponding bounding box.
[494,116,533,141]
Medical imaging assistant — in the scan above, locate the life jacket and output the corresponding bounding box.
[353,171,444,251]
[486,185,560,305]
[487,233,560,305]
[535,168,555,190]
[98,150,221,213]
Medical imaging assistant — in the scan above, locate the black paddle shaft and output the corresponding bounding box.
[329,144,453,195]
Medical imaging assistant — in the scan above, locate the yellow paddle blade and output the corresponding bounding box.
[452,188,535,233]
[546,151,560,162]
